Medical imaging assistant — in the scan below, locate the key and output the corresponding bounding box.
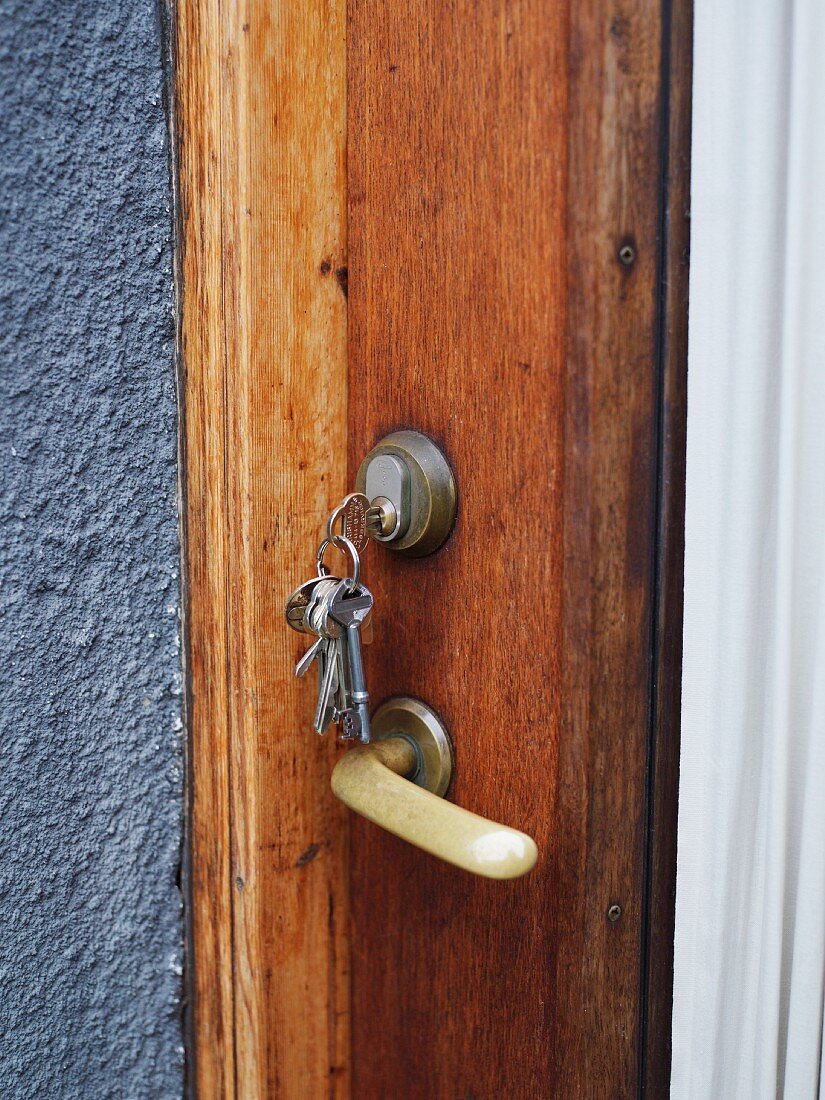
[296,634,339,735]
[307,583,351,735]
[285,576,334,634]
[307,581,343,735]
[304,577,341,638]
[290,578,341,734]
[295,635,324,678]
[308,577,360,739]
[285,488,377,741]
[310,579,349,735]
[313,636,340,734]
[328,579,374,744]
[332,629,355,735]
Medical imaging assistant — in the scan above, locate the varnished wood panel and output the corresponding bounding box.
[347,1,688,1096]
[175,0,350,1095]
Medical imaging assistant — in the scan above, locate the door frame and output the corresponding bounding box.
[173,0,692,1094]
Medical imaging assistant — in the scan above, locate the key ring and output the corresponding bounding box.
[327,498,351,542]
[316,533,360,589]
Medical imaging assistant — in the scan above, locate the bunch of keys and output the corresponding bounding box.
[285,494,376,743]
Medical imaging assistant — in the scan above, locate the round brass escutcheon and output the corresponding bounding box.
[371,696,453,797]
[355,430,456,557]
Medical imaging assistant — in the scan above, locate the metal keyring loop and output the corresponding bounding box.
[327,500,348,542]
[316,534,360,588]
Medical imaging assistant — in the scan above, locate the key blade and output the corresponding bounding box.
[338,709,363,741]
[295,636,324,678]
[333,631,350,718]
[313,641,339,734]
[325,580,373,744]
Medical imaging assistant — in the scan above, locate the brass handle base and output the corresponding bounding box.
[372,695,453,796]
[331,697,538,880]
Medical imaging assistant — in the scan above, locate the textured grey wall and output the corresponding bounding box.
[0,1,183,1096]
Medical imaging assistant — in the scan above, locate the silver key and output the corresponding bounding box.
[295,635,324,677]
[313,636,340,734]
[309,577,356,734]
[328,579,374,743]
[304,578,340,638]
[285,576,331,634]
[296,634,339,736]
[291,578,342,735]
[332,628,352,731]
[312,585,349,734]
[310,580,349,734]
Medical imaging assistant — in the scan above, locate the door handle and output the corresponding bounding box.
[331,698,538,880]
[286,456,537,878]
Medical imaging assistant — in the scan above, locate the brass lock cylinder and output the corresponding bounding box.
[356,430,457,557]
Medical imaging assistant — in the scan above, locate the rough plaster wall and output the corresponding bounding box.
[0,1,183,1096]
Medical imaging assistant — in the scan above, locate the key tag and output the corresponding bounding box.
[327,493,370,558]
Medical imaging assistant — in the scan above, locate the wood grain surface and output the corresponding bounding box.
[175,0,350,1095]
[346,1,689,1096]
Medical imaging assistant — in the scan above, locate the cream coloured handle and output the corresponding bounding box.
[331,736,538,880]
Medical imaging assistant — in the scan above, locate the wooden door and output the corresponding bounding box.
[177,0,691,1096]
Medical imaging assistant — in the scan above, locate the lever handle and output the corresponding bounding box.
[330,699,538,880]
